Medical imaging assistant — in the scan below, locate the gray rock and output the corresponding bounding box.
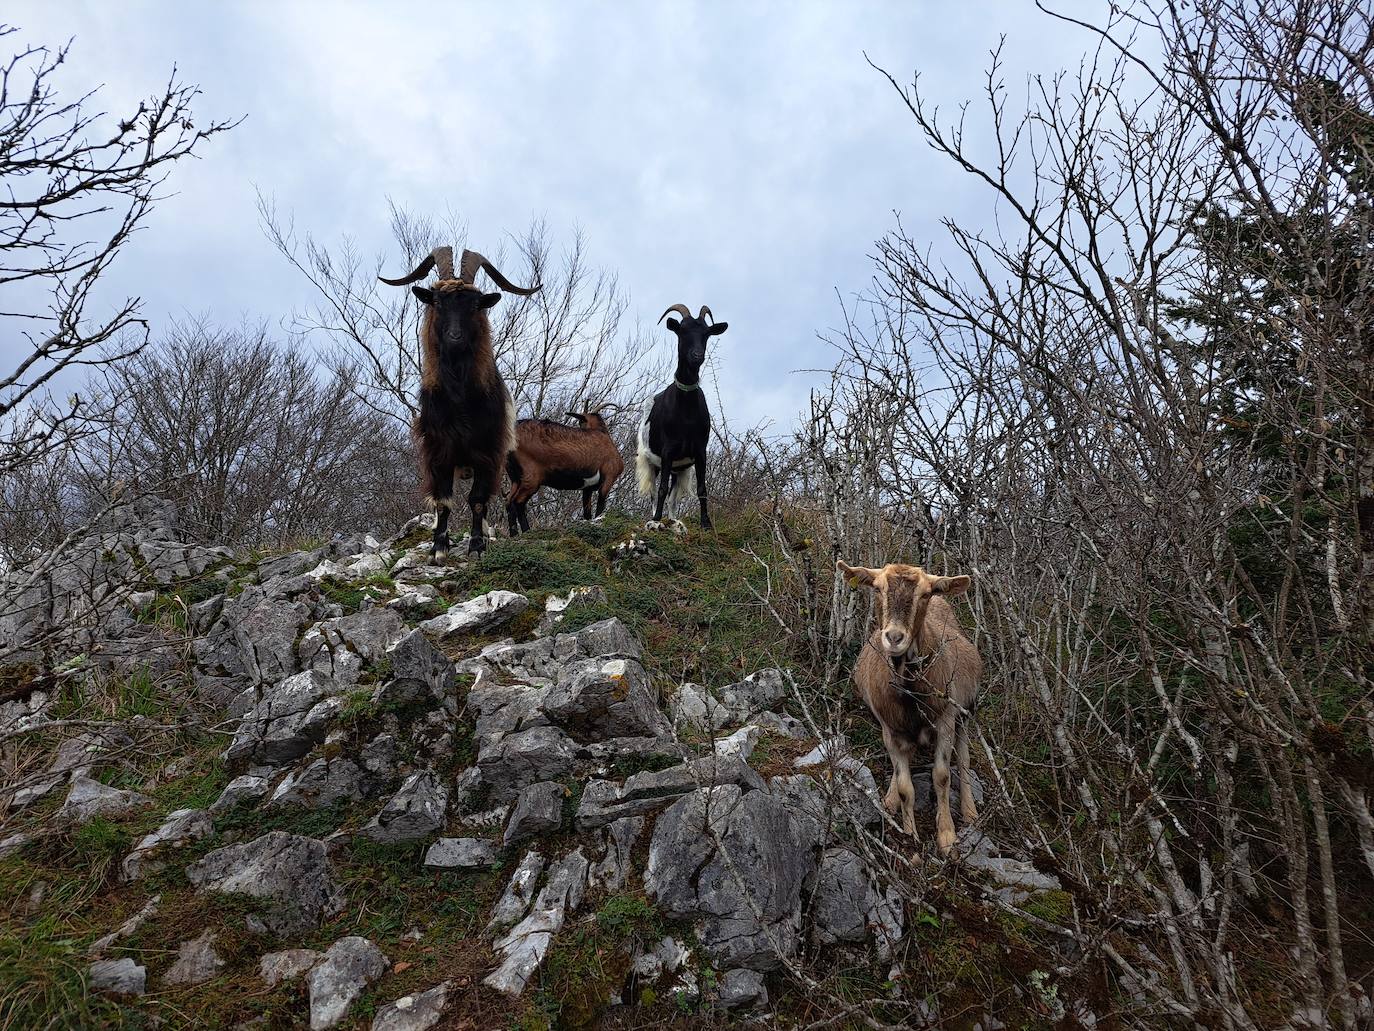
[809,847,904,958]
[361,770,447,843]
[380,629,454,705]
[208,772,272,814]
[670,682,731,734]
[162,930,226,986]
[122,808,213,881]
[462,617,641,688]
[259,947,323,986]
[57,776,152,825]
[477,725,577,804]
[589,816,643,891]
[714,967,768,1010]
[299,608,408,687]
[423,837,499,869]
[307,936,389,1030]
[193,585,311,689]
[418,590,528,639]
[504,781,565,845]
[752,710,809,739]
[713,724,761,761]
[269,758,369,809]
[485,848,589,996]
[570,617,642,661]
[88,957,146,995]
[488,850,546,928]
[360,733,399,780]
[467,682,550,749]
[372,981,452,1031]
[0,832,29,858]
[258,548,322,582]
[188,593,225,635]
[543,656,669,742]
[7,730,131,809]
[646,784,822,971]
[960,829,1061,899]
[576,754,765,831]
[187,831,346,936]
[225,670,347,768]
[717,668,788,720]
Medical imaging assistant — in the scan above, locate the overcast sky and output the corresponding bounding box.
[8,2,1100,433]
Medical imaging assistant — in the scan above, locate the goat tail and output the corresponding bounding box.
[504,451,524,499]
[635,449,656,496]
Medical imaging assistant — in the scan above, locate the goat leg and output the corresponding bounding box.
[933,710,958,854]
[467,465,495,556]
[694,448,712,530]
[956,713,978,826]
[581,486,595,521]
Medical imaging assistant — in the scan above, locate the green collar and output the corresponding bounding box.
[673,378,700,392]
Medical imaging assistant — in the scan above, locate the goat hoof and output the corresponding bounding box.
[467,538,486,557]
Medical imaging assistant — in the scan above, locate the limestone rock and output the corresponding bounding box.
[418,590,528,639]
[477,725,577,804]
[379,629,454,705]
[504,781,565,845]
[646,783,821,971]
[542,656,669,742]
[361,770,447,843]
[423,837,499,870]
[588,816,643,891]
[57,776,152,826]
[717,668,788,720]
[576,754,764,831]
[485,848,589,996]
[371,981,452,1031]
[268,757,369,810]
[225,670,347,768]
[162,930,226,986]
[88,957,146,996]
[187,831,346,936]
[259,948,323,986]
[307,936,389,1030]
[208,772,271,814]
[714,968,768,1010]
[488,850,546,928]
[809,846,904,958]
[536,586,608,635]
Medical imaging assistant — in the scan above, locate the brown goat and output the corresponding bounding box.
[837,559,983,854]
[505,407,625,534]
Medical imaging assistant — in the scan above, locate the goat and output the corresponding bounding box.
[636,304,728,533]
[837,559,982,854]
[505,403,625,534]
[379,245,539,561]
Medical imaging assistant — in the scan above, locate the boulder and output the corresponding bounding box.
[418,590,528,639]
[714,968,768,1011]
[361,770,447,843]
[588,816,643,892]
[717,668,788,720]
[208,772,272,814]
[371,981,452,1031]
[646,783,821,971]
[809,846,904,958]
[307,936,389,1030]
[380,629,454,705]
[477,725,577,804]
[268,758,369,810]
[467,682,550,749]
[670,682,731,734]
[504,781,565,845]
[225,670,347,768]
[299,608,407,687]
[462,617,641,688]
[542,656,670,741]
[187,831,346,936]
[423,837,499,870]
[162,930,226,986]
[57,776,152,826]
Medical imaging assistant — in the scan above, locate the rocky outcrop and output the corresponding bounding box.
[308,936,389,1029]
[187,831,346,935]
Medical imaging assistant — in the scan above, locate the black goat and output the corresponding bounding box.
[379,245,539,561]
[635,304,728,532]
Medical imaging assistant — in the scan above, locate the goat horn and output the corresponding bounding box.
[378,246,452,286]
[657,304,693,325]
[697,305,713,323]
[458,249,541,295]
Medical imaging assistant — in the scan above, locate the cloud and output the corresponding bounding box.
[4,2,1103,431]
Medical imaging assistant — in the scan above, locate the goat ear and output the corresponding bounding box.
[932,575,972,596]
[411,286,434,306]
[837,560,877,589]
[479,292,501,309]
[565,412,586,424]
[708,321,729,336]
[665,317,681,333]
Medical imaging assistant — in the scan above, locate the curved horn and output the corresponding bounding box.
[458,249,540,295]
[378,246,454,285]
[657,304,693,325]
[697,305,713,323]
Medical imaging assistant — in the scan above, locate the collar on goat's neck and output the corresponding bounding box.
[673,376,701,392]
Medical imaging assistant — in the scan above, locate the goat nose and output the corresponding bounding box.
[884,629,903,647]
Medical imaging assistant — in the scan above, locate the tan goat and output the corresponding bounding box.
[837,559,983,854]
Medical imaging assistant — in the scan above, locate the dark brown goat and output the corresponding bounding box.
[506,406,625,534]
[379,245,538,561]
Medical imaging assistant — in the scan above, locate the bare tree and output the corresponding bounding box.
[0,24,236,477]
